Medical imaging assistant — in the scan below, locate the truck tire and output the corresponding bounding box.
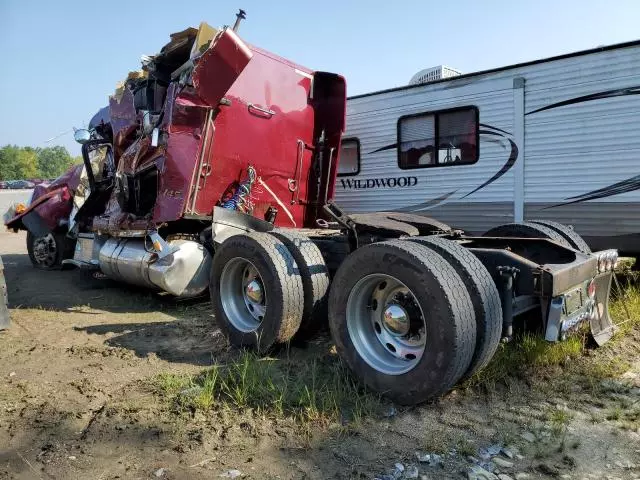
[529,220,591,253]
[328,239,476,404]
[271,229,330,338]
[483,222,572,248]
[210,232,304,352]
[408,236,502,379]
[26,231,75,270]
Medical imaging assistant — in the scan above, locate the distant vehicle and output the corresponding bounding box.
[7,180,35,189]
[0,181,7,189]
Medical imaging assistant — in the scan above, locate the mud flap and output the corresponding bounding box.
[0,257,9,330]
[590,272,614,345]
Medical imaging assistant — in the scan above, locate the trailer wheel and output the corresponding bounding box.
[271,229,330,338]
[408,236,502,379]
[483,222,572,248]
[26,231,74,270]
[210,232,304,351]
[529,220,591,253]
[329,240,476,404]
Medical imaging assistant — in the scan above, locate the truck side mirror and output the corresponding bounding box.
[74,129,91,144]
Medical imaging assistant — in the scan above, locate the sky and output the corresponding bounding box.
[0,0,639,155]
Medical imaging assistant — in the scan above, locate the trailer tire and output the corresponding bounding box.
[529,220,591,253]
[271,229,330,338]
[407,236,503,379]
[26,231,75,270]
[483,222,572,248]
[210,232,304,352]
[329,240,476,404]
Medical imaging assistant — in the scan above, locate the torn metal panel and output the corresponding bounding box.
[191,28,253,107]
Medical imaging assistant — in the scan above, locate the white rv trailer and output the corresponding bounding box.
[335,41,640,254]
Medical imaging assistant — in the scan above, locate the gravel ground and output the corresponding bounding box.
[0,230,639,479]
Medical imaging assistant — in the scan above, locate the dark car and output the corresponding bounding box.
[7,180,35,189]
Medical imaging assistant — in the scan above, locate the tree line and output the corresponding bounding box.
[0,145,82,181]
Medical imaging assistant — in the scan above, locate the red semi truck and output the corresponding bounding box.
[5,13,618,404]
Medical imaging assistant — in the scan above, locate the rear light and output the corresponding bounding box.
[597,250,618,273]
[605,254,613,272]
[587,279,596,299]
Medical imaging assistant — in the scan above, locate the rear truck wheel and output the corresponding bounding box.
[210,232,304,352]
[270,229,330,338]
[26,231,75,270]
[529,220,591,253]
[483,222,572,248]
[407,236,502,379]
[328,240,476,405]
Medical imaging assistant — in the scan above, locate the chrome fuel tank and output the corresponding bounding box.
[98,238,211,297]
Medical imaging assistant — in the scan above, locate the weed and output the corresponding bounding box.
[153,351,381,426]
[453,435,476,457]
[546,406,574,440]
[606,406,622,421]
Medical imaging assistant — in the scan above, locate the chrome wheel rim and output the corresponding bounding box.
[220,257,267,332]
[32,234,57,267]
[346,274,426,375]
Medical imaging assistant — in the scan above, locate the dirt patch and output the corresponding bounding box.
[1,230,639,480]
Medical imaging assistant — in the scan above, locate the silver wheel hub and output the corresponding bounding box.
[382,304,410,336]
[32,234,57,266]
[220,258,267,332]
[346,274,426,376]
[245,279,264,305]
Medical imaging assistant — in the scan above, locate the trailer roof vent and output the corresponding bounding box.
[409,65,462,85]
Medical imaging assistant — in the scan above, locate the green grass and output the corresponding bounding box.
[463,333,585,391]
[466,275,640,392]
[154,351,381,425]
[154,276,639,428]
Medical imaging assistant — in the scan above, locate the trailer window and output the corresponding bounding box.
[398,106,478,169]
[338,138,360,176]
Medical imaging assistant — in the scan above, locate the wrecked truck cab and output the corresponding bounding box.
[2,12,617,404]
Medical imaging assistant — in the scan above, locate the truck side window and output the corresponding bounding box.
[338,138,360,176]
[398,106,478,169]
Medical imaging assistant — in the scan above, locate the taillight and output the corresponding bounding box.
[587,279,596,299]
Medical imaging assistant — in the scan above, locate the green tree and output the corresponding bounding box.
[17,148,38,179]
[0,145,21,180]
[36,146,74,179]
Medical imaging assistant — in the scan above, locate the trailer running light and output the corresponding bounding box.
[587,279,596,299]
[597,250,618,273]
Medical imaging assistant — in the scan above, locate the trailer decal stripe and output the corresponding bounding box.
[462,136,518,198]
[544,173,640,208]
[526,85,640,115]
[368,143,397,155]
[479,123,512,136]
[394,190,457,212]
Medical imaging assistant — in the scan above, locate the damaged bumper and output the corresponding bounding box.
[542,249,617,345]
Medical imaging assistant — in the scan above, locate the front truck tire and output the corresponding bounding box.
[328,240,476,405]
[26,231,75,270]
[270,229,330,338]
[210,232,304,352]
[529,220,591,253]
[408,236,503,379]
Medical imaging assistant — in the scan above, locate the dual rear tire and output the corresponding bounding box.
[211,231,503,404]
[210,230,330,352]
